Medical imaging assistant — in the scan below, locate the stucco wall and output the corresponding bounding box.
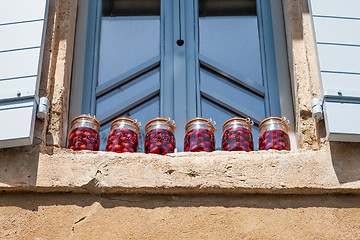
[1,193,360,239]
[0,0,360,238]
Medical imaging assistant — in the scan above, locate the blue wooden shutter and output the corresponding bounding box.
[0,0,48,148]
[309,0,360,141]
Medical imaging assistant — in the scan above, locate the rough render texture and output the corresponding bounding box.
[0,0,360,238]
[0,149,360,194]
[1,193,360,239]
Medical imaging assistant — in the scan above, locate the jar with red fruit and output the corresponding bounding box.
[258,117,290,151]
[222,118,254,152]
[67,115,100,151]
[106,118,140,153]
[145,118,176,155]
[184,118,216,152]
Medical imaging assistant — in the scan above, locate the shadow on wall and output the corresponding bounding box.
[330,142,360,184]
[283,0,311,40]
[0,144,41,187]
[0,193,360,211]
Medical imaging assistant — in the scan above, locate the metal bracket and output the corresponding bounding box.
[37,97,49,119]
[311,97,323,122]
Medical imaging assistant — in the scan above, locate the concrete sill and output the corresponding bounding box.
[0,149,359,195]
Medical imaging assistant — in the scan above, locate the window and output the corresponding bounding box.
[70,0,294,151]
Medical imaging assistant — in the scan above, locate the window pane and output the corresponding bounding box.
[200,68,265,119]
[199,0,263,85]
[96,68,160,117]
[201,98,260,150]
[99,96,160,152]
[199,0,256,16]
[98,0,160,85]
[103,0,160,16]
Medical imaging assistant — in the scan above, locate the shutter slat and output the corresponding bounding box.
[0,21,44,52]
[317,44,360,74]
[0,0,47,24]
[313,17,360,46]
[0,99,37,148]
[310,0,360,19]
[0,0,48,148]
[321,72,360,96]
[324,101,360,142]
[0,48,41,80]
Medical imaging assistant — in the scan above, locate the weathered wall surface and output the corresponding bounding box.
[0,0,360,239]
[1,193,359,239]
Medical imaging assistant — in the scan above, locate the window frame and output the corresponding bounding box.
[69,0,296,150]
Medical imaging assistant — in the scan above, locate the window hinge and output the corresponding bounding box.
[311,97,323,122]
[37,96,49,119]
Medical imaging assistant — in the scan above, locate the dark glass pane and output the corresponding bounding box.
[103,0,160,16]
[99,96,160,152]
[199,0,256,16]
[201,97,260,150]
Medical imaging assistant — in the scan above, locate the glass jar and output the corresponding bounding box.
[68,115,100,151]
[145,118,176,155]
[258,117,290,151]
[222,118,254,152]
[184,118,216,152]
[106,118,140,153]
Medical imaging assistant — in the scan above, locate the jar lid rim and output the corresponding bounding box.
[111,118,140,131]
[259,117,290,130]
[185,118,217,132]
[222,117,252,131]
[71,115,100,128]
[145,118,176,131]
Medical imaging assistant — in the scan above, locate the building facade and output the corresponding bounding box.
[0,0,359,239]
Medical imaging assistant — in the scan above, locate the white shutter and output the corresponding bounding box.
[0,0,48,148]
[309,0,360,142]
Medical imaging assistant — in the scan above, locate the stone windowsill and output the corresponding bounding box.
[0,149,359,195]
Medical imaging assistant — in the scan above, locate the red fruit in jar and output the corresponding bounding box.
[272,145,280,150]
[69,133,75,140]
[150,147,161,154]
[222,127,253,152]
[238,146,246,151]
[145,129,175,154]
[258,129,290,151]
[75,130,83,136]
[114,144,122,152]
[190,145,198,152]
[87,144,94,150]
[80,144,87,150]
[184,129,214,152]
[106,128,139,153]
[68,127,100,151]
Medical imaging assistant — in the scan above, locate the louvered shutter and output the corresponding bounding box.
[309,0,360,141]
[0,0,48,148]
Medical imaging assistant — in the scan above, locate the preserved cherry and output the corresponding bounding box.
[258,117,291,151]
[184,118,216,152]
[222,118,253,152]
[68,115,100,151]
[145,118,176,155]
[106,118,140,153]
